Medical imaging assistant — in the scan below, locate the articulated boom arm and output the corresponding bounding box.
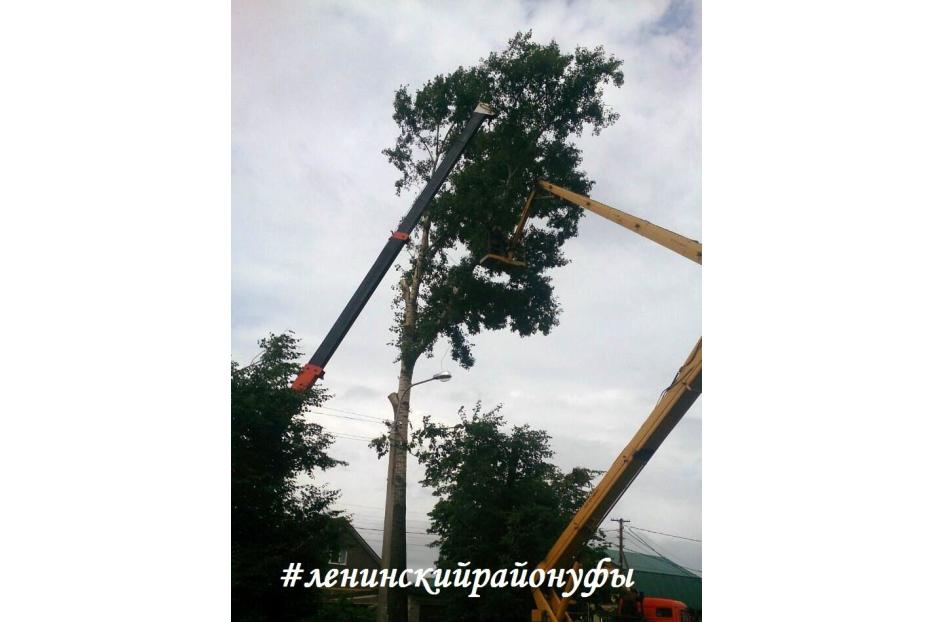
[523,181,702,622]
[531,341,701,621]
[535,181,701,265]
[291,103,495,391]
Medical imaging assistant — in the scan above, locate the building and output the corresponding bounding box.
[322,520,439,621]
[320,518,381,616]
[328,518,381,573]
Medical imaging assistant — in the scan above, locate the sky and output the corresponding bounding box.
[233,0,701,573]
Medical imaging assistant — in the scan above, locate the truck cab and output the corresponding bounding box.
[616,595,692,622]
[642,597,691,622]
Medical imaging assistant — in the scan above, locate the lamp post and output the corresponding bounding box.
[377,372,451,622]
[410,371,452,388]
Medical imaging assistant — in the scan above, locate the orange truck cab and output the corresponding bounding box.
[641,597,691,622]
[616,595,692,622]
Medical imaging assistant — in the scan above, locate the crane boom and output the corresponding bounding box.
[291,103,495,391]
[481,179,701,271]
[536,180,702,265]
[532,341,701,621]
[498,181,702,622]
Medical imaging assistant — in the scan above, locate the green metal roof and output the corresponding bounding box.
[600,549,702,611]
[602,549,699,578]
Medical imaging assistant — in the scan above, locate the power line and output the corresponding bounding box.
[322,402,446,426]
[344,519,433,531]
[626,528,701,575]
[337,502,385,510]
[311,410,387,425]
[336,503,434,519]
[622,540,651,555]
[353,526,434,536]
[317,404,386,421]
[351,526,436,549]
[630,526,701,543]
[337,503,433,519]
[331,433,375,442]
[602,525,701,544]
[342,513,432,526]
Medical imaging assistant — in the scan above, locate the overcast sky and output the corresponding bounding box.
[233,0,701,572]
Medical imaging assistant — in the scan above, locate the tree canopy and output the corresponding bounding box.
[383,30,624,370]
[408,403,605,621]
[372,32,623,622]
[231,333,345,621]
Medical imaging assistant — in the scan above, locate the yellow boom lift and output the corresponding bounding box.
[482,180,702,622]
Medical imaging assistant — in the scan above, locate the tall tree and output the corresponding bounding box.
[376,30,623,621]
[232,333,345,621]
[408,403,605,621]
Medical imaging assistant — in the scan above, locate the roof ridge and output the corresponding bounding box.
[599,547,699,578]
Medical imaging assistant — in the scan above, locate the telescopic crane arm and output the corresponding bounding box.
[291,103,495,391]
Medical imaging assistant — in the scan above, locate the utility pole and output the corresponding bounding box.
[378,391,408,622]
[377,372,451,622]
[611,518,630,572]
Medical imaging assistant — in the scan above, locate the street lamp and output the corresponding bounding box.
[409,371,452,387]
[378,371,452,622]
[389,372,453,410]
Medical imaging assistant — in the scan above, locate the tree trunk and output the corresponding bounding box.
[378,356,415,622]
[379,167,435,622]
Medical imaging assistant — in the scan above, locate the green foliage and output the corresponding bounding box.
[384,30,624,369]
[409,403,606,621]
[232,333,346,621]
[312,597,377,622]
